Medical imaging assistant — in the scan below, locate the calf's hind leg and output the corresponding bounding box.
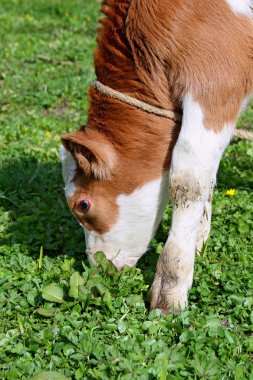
[196,196,212,253]
[150,94,236,314]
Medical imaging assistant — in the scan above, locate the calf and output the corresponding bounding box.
[60,0,253,314]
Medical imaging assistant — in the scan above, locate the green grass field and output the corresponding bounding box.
[0,1,252,379]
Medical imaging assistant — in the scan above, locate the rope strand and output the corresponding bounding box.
[93,80,182,121]
[93,80,253,142]
[233,128,253,141]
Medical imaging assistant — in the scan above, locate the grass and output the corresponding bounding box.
[0,1,252,379]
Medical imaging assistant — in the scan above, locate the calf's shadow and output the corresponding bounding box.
[0,156,84,260]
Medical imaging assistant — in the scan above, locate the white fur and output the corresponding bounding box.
[171,94,234,247]
[225,0,252,16]
[85,174,169,269]
[158,95,234,308]
[59,144,77,197]
[172,96,234,181]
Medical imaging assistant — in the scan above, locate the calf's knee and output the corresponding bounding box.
[168,171,213,207]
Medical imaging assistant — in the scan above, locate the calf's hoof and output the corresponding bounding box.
[149,273,188,315]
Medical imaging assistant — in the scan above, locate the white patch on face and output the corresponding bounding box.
[59,144,77,197]
[84,173,169,269]
[225,0,252,17]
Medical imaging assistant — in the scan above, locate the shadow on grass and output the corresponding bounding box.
[0,138,251,284]
[217,139,253,190]
[0,154,165,286]
[0,155,85,259]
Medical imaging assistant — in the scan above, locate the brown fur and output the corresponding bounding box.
[126,0,253,129]
[62,0,253,236]
[64,94,179,233]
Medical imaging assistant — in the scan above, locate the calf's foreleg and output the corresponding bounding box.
[150,94,235,314]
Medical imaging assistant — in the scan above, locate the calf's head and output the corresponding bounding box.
[60,126,170,269]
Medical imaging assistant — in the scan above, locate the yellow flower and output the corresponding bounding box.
[45,131,51,137]
[226,189,236,196]
[25,14,31,20]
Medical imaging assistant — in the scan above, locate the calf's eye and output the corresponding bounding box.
[79,199,91,212]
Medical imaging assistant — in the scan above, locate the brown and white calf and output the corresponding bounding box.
[60,0,253,314]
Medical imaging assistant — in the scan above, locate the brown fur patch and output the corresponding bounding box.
[62,129,117,180]
[126,0,253,129]
[62,0,253,237]
[65,101,179,233]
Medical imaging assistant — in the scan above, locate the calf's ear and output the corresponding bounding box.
[61,129,116,180]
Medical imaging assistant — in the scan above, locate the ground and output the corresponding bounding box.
[0,1,252,379]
